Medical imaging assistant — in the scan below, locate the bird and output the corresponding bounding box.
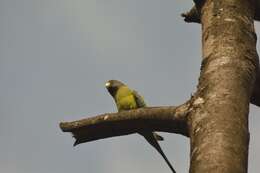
[105,79,176,173]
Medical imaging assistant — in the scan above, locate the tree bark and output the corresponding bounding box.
[188,0,258,173]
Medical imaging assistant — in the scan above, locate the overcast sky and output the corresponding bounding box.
[0,1,259,173]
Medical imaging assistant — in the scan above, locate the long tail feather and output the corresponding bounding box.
[141,132,176,173]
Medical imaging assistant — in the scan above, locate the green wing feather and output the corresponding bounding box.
[132,90,164,141]
[132,90,146,108]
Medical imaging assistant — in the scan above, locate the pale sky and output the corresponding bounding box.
[0,1,260,173]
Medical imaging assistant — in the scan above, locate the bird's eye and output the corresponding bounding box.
[105,82,111,87]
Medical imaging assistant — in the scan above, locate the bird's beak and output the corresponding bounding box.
[105,82,111,88]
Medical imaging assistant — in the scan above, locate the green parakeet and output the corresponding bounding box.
[105,80,176,173]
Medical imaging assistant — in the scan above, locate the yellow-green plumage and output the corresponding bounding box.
[105,80,176,173]
[115,86,137,111]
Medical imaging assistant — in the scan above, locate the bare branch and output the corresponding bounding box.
[182,1,260,23]
[181,6,200,23]
[60,104,190,146]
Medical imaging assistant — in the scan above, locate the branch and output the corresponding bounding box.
[181,6,201,23]
[181,1,260,23]
[60,104,190,146]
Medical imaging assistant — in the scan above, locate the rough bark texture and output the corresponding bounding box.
[60,104,190,145]
[188,0,258,173]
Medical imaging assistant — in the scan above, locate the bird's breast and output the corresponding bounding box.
[116,95,137,111]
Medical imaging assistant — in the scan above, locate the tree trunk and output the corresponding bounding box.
[189,0,258,172]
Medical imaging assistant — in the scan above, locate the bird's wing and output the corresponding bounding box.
[133,89,164,141]
[132,90,146,108]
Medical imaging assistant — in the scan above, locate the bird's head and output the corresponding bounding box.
[105,80,125,97]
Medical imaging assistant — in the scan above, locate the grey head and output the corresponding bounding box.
[105,80,126,97]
